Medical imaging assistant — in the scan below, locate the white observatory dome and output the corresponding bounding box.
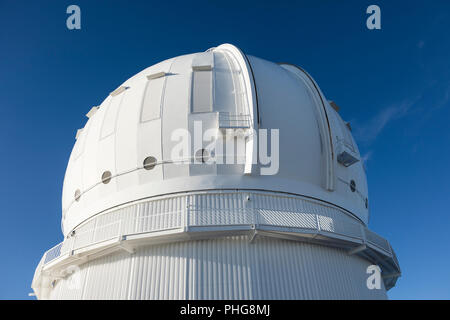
[32,44,400,299]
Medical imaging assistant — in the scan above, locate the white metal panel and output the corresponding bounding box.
[63,151,84,217]
[188,112,218,176]
[213,51,235,113]
[280,63,335,191]
[192,51,213,70]
[128,243,187,299]
[100,93,124,139]
[72,118,90,160]
[115,82,143,193]
[46,236,386,300]
[133,195,185,233]
[191,70,213,113]
[82,251,132,299]
[248,56,323,186]
[162,54,193,180]
[137,118,163,184]
[141,77,165,122]
[96,135,116,199]
[76,97,110,210]
[49,266,88,300]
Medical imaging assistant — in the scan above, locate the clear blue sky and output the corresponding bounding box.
[0,0,449,299]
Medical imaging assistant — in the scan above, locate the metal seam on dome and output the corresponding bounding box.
[278,63,334,159]
[67,156,219,208]
[242,52,260,127]
[159,57,176,182]
[279,63,335,191]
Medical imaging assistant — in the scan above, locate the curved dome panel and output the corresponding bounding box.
[61,44,369,234]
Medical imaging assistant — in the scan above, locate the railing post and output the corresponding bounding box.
[70,233,76,255]
[360,225,366,244]
[185,196,190,230]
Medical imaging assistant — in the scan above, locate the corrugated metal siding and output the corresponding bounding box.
[82,251,132,299]
[50,266,88,300]
[48,236,386,300]
[128,243,187,299]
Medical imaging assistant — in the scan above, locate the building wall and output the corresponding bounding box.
[49,236,386,300]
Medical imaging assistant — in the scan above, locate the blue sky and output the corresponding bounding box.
[0,0,449,299]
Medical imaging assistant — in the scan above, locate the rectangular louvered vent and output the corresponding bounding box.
[86,106,98,118]
[329,101,340,112]
[218,113,251,129]
[192,51,213,71]
[192,65,212,71]
[147,72,166,80]
[110,86,128,97]
[75,128,83,140]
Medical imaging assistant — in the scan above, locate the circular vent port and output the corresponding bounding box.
[101,171,112,184]
[74,189,81,201]
[143,156,157,170]
[195,149,210,163]
[350,180,356,192]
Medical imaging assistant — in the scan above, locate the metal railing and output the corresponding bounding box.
[44,243,64,264]
[42,192,395,266]
[218,113,251,129]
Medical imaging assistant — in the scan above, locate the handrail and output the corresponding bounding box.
[47,194,395,265]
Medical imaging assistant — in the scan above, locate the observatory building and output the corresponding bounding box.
[32,44,400,299]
